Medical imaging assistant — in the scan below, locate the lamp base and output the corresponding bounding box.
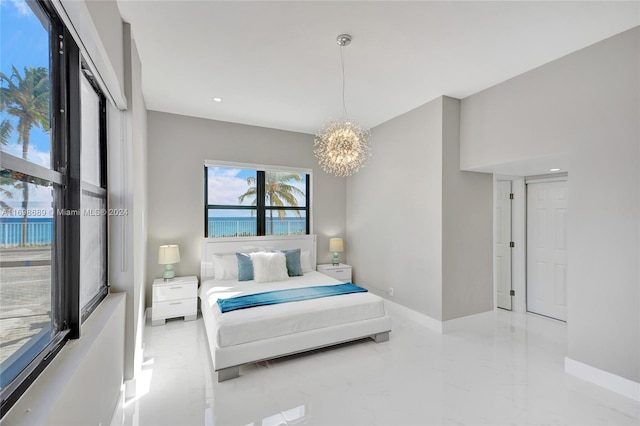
[332,252,340,266]
[163,264,175,281]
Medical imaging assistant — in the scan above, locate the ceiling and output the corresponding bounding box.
[116,1,639,135]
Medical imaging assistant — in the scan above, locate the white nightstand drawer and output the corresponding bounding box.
[328,268,351,282]
[152,298,197,320]
[153,282,197,302]
[317,264,352,283]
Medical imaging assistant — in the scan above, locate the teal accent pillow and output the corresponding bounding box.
[280,249,303,277]
[236,252,254,281]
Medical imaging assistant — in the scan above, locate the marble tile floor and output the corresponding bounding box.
[116,309,639,426]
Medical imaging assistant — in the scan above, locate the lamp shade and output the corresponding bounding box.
[329,238,344,253]
[158,245,180,265]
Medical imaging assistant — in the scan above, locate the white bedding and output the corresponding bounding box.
[198,271,387,348]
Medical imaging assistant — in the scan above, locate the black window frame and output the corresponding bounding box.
[0,0,108,415]
[204,166,311,238]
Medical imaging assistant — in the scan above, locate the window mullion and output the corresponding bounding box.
[306,173,310,234]
[257,171,265,235]
[64,29,81,339]
[204,166,208,237]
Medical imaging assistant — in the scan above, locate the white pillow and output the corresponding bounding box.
[213,254,238,280]
[300,250,312,273]
[250,252,289,283]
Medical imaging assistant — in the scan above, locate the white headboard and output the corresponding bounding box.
[200,234,317,281]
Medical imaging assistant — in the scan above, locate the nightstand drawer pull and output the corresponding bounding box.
[169,302,182,305]
[335,270,344,273]
[169,286,182,290]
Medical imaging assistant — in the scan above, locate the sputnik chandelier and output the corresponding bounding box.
[314,34,371,177]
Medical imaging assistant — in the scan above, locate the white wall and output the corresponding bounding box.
[106,20,148,390]
[460,27,640,383]
[2,294,126,425]
[83,0,125,103]
[59,0,126,108]
[6,0,148,418]
[129,33,148,394]
[146,112,346,304]
[346,96,493,322]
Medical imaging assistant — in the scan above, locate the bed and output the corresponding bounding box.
[198,234,392,382]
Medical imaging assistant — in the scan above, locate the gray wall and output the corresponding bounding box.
[460,27,640,382]
[346,96,493,322]
[441,97,493,320]
[146,112,347,305]
[346,98,444,319]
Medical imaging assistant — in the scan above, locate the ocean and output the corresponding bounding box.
[0,217,306,245]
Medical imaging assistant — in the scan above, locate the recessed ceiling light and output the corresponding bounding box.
[213,97,223,102]
[550,168,560,172]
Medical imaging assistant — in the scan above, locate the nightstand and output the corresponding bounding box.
[152,275,198,326]
[317,263,352,283]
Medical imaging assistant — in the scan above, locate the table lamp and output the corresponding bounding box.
[158,244,180,280]
[329,238,344,266]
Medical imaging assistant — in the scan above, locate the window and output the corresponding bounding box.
[205,164,310,237]
[79,67,108,320]
[0,0,107,413]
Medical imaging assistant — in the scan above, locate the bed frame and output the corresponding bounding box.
[199,235,391,382]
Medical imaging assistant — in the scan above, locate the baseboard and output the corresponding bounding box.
[565,357,640,401]
[442,310,496,333]
[383,299,496,335]
[125,377,137,399]
[383,298,443,333]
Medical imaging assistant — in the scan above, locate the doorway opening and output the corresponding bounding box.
[525,176,568,321]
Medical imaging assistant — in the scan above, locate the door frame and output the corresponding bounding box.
[495,179,513,310]
[493,175,526,313]
[493,172,568,315]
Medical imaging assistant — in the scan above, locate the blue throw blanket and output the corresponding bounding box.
[218,283,367,313]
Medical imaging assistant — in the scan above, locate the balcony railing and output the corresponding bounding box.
[207,219,306,238]
[0,221,53,247]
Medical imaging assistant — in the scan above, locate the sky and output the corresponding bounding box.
[1,0,55,216]
[1,0,51,163]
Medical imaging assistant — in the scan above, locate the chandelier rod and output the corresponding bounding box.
[340,43,347,117]
[336,33,352,118]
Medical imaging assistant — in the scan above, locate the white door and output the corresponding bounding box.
[526,179,568,321]
[496,180,512,310]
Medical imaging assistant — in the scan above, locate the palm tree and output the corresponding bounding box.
[238,172,305,234]
[0,65,50,245]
